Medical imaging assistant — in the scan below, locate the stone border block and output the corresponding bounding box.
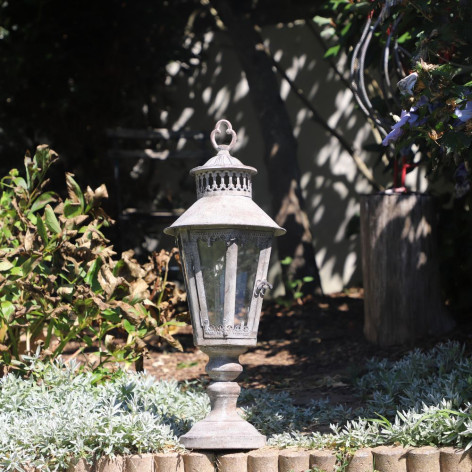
[440,447,472,472]
[309,450,336,471]
[96,456,124,472]
[48,446,472,472]
[346,448,373,472]
[216,452,247,472]
[67,458,93,472]
[406,446,439,472]
[154,452,184,472]
[372,446,407,472]
[278,450,310,472]
[125,453,154,472]
[247,448,279,472]
[182,452,216,472]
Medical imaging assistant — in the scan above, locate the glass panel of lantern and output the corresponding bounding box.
[177,229,273,343]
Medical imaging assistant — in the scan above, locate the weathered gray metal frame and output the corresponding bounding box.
[166,120,284,450]
[178,228,272,346]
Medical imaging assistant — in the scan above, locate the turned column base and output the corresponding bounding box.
[179,381,266,449]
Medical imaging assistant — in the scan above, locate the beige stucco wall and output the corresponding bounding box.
[162,22,426,293]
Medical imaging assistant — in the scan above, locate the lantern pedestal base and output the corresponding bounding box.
[179,381,266,450]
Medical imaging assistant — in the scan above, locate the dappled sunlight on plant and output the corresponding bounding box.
[2,341,472,469]
[0,146,187,375]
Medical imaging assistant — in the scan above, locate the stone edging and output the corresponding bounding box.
[65,446,472,472]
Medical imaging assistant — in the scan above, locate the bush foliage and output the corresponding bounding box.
[0,146,186,374]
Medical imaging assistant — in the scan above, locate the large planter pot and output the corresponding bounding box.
[360,193,454,346]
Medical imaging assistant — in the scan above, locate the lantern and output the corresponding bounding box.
[164,119,285,449]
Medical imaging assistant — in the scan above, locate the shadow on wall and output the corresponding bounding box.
[157,22,426,293]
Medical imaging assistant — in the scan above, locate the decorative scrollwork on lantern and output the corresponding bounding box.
[254,280,273,298]
[202,319,251,338]
[189,229,272,249]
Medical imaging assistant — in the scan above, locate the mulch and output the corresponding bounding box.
[143,289,472,406]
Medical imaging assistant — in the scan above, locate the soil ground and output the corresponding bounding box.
[143,289,472,409]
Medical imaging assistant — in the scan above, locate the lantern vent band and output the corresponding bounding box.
[195,168,253,199]
[191,120,258,199]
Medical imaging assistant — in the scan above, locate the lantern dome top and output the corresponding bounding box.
[190,149,256,175]
[164,119,285,237]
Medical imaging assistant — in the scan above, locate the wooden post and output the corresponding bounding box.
[360,193,454,346]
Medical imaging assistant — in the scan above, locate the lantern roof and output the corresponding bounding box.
[189,149,257,176]
[164,120,285,237]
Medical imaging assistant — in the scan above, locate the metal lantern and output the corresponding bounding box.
[164,119,285,450]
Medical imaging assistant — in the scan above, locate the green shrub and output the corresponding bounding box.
[0,146,186,374]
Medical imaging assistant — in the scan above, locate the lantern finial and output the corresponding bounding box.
[210,119,237,151]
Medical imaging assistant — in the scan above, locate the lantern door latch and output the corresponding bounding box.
[255,280,272,298]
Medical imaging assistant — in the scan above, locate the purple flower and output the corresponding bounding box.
[455,101,472,122]
[382,109,419,146]
[382,126,404,146]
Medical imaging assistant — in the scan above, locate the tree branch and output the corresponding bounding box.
[264,42,383,191]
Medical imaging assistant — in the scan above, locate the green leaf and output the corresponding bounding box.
[21,257,38,276]
[63,201,82,218]
[10,266,23,276]
[324,44,341,58]
[66,173,84,210]
[44,205,61,234]
[302,276,315,283]
[0,261,13,272]
[36,216,48,244]
[12,176,27,190]
[31,192,56,213]
[348,1,371,12]
[313,15,332,26]
[340,22,351,37]
[293,291,304,299]
[102,309,121,323]
[397,32,412,44]
[329,0,349,7]
[0,301,15,322]
[85,258,103,291]
[280,256,293,266]
[33,146,56,175]
[122,319,135,334]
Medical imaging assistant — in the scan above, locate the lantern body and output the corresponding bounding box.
[164,120,284,449]
[178,228,272,347]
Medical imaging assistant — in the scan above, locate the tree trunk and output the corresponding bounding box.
[212,0,321,294]
[360,193,454,346]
